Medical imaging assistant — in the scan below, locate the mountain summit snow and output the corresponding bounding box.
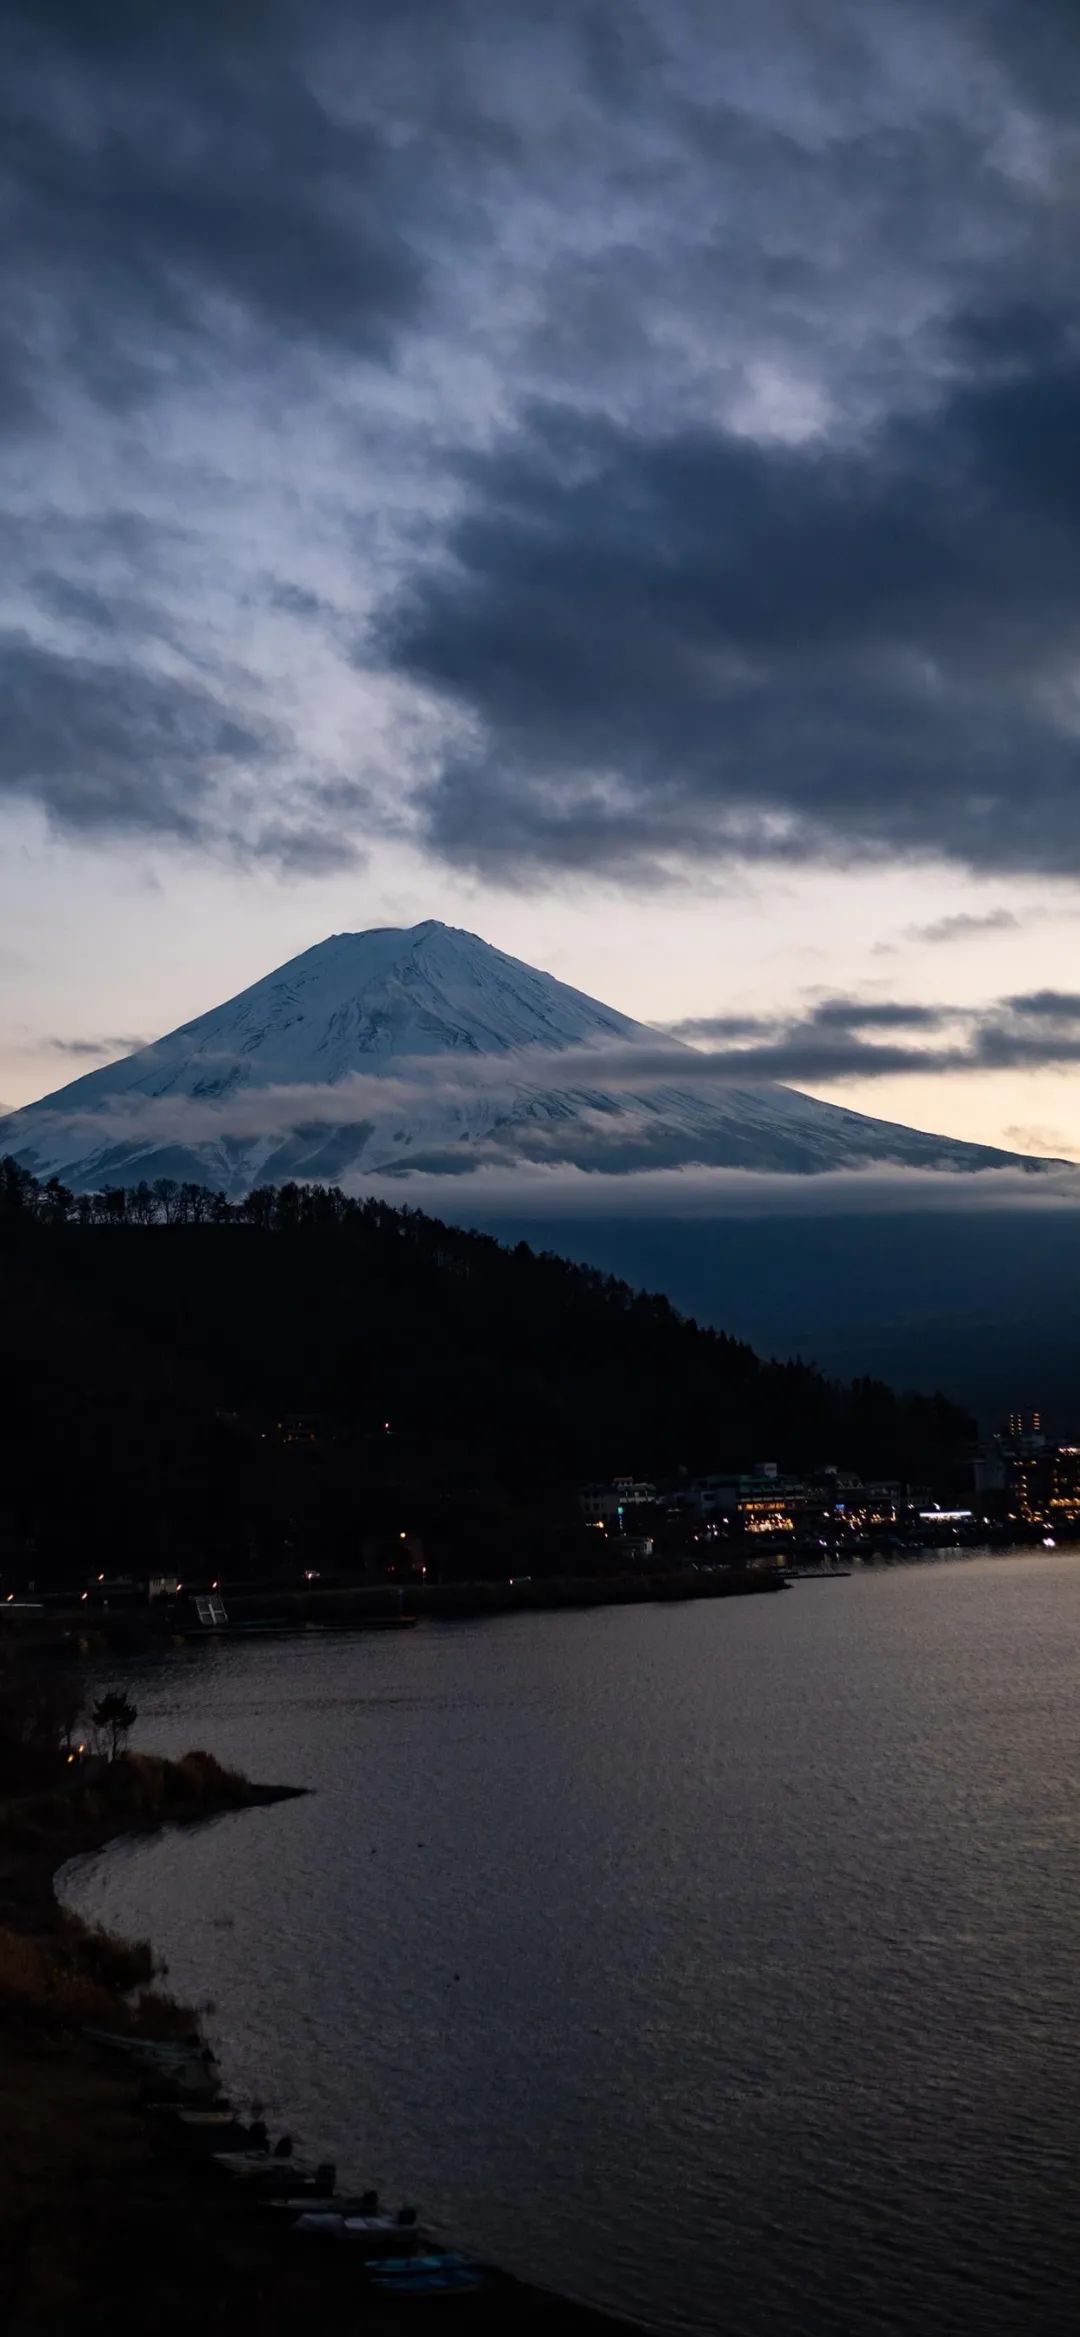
[0,921,1061,1193]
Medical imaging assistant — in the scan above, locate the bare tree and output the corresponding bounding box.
[91,1690,138,1763]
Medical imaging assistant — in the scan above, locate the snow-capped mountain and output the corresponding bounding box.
[0,920,1063,1193]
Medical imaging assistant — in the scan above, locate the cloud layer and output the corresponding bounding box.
[667,989,1080,1080]
[9,981,1080,1161]
[7,3,1080,883]
[352,1159,1080,1220]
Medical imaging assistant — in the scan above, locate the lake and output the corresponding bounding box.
[62,1553,1080,2334]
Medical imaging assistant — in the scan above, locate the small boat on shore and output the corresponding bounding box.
[139,2069,223,2105]
[168,2108,243,2127]
[211,2152,337,2196]
[263,2194,393,2217]
[292,2209,423,2250]
[83,2028,214,2065]
[365,2250,487,2297]
[155,2106,258,2150]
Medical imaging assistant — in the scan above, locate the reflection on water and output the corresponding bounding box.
[63,1554,1080,2335]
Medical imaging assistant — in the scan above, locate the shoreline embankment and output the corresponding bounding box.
[0,1753,650,2335]
[1,1563,787,1656]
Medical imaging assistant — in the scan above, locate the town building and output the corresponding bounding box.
[578,1478,657,1525]
[683,1468,811,1535]
[971,1410,1080,1525]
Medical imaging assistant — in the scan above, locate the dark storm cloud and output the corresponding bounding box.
[0,0,437,861]
[805,999,949,1032]
[671,1000,948,1040]
[8,0,1080,878]
[0,634,268,842]
[950,0,1080,113]
[384,336,1080,879]
[670,1014,780,1043]
[999,988,1080,1018]
[668,987,1080,1080]
[243,820,366,878]
[32,578,128,635]
[3,1,422,425]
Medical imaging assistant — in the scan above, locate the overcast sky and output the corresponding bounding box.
[4,0,1080,1158]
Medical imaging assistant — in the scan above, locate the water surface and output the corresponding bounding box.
[64,1555,1080,2334]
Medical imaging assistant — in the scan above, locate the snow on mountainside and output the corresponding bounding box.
[0,920,1063,1194]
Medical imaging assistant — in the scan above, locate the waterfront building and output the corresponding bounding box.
[584,1465,937,1546]
[1049,1447,1080,1522]
[1010,1443,1080,1525]
[579,1479,657,1525]
[831,1482,905,1528]
[685,1473,810,1535]
[971,1411,1080,1524]
[684,1470,922,1541]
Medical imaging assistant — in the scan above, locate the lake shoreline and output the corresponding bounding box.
[1,1754,651,2334]
[1,1562,788,1657]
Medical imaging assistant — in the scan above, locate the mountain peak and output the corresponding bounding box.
[0,924,1064,1194]
[327,916,450,943]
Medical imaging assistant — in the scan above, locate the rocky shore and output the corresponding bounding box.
[0,1753,647,2335]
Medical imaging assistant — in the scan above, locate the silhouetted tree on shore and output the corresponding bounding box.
[91,1692,138,1763]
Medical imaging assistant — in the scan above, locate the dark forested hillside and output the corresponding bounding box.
[0,1160,973,1584]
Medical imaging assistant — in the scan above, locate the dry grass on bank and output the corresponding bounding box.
[0,1748,253,1851]
[0,1911,193,2036]
[0,1748,254,2038]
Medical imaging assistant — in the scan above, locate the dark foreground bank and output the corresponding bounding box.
[0,1754,647,2336]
